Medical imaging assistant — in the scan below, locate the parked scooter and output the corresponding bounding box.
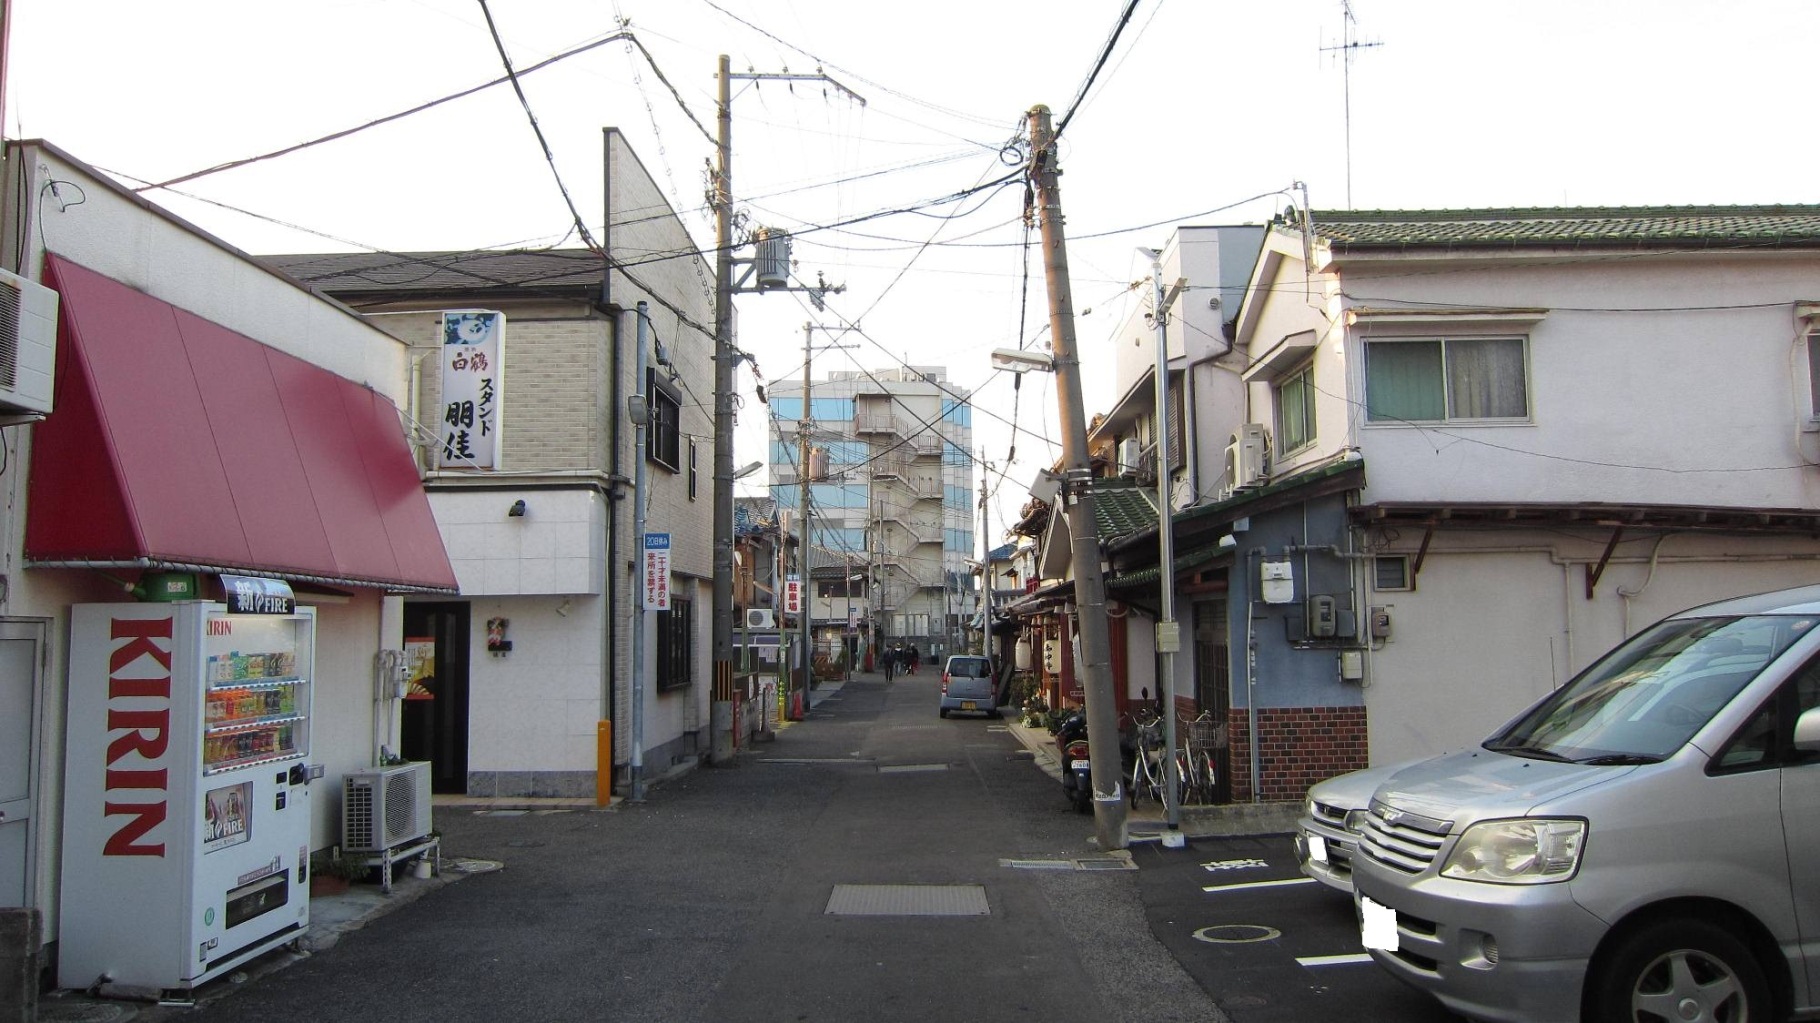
[1053,710,1093,813]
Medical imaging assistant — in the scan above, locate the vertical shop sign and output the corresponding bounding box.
[438,310,505,469]
[784,576,802,616]
[643,533,671,611]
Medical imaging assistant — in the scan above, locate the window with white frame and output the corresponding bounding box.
[1364,336,1529,423]
[1275,363,1316,453]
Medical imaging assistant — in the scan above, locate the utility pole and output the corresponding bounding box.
[709,56,861,761]
[710,53,738,764]
[979,448,992,657]
[1027,104,1127,849]
[794,321,815,719]
[1143,248,1189,839]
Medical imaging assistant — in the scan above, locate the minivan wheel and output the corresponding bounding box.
[1592,917,1769,1023]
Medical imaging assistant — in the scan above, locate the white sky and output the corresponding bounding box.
[13,0,1820,547]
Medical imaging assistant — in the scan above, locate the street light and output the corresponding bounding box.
[991,348,1055,373]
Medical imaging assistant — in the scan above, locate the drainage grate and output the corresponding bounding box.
[1000,858,1074,870]
[825,884,989,916]
[1074,857,1137,871]
[876,763,949,774]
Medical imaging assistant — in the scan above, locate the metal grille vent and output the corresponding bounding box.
[344,779,376,850]
[824,884,989,916]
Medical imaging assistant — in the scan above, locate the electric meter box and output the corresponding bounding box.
[1260,561,1295,604]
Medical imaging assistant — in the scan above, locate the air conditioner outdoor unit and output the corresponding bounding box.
[0,267,58,417]
[342,762,432,854]
[1117,437,1142,477]
[1225,423,1269,493]
[746,608,775,629]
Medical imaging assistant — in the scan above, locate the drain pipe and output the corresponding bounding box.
[1244,547,1263,802]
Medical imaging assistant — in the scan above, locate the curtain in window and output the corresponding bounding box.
[1365,341,1445,422]
[1277,369,1314,450]
[1447,337,1527,419]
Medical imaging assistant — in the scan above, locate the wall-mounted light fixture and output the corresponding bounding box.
[507,499,527,518]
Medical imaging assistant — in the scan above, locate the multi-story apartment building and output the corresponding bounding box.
[768,366,974,661]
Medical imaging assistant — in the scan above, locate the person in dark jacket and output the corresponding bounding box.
[882,644,897,680]
[906,645,921,675]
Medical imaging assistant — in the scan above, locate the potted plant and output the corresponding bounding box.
[308,848,367,895]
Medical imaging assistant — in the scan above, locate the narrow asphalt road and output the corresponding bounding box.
[150,671,1224,1023]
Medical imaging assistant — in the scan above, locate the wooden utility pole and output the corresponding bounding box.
[1027,104,1127,849]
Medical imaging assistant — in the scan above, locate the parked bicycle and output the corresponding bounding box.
[1181,711,1219,806]
[1127,709,1165,807]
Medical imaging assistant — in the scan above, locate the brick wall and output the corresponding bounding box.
[1225,705,1367,803]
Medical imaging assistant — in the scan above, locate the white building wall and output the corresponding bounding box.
[1345,257,1820,510]
[1363,532,1820,764]
[434,489,602,596]
[9,145,408,404]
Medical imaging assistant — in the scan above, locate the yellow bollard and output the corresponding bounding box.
[596,720,612,807]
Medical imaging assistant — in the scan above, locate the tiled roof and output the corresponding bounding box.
[261,249,607,295]
[1308,205,1820,251]
[1091,481,1160,542]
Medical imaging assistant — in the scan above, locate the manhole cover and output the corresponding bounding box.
[39,1003,137,1023]
[447,858,504,874]
[825,884,989,916]
[1194,924,1281,944]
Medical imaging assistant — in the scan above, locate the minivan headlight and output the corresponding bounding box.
[1440,819,1585,884]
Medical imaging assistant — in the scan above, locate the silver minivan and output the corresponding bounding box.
[1353,585,1820,1022]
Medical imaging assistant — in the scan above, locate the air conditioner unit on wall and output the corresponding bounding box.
[0,267,58,418]
[1117,437,1142,476]
[342,762,432,854]
[1225,423,1269,493]
[746,608,775,629]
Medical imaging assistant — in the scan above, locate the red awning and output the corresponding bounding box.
[26,255,457,594]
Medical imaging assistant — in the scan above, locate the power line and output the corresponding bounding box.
[477,0,601,254]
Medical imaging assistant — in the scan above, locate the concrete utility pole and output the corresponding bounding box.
[795,322,815,719]
[710,56,862,761]
[1143,248,1188,837]
[1027,104,1127,850]
[710,54,738,764]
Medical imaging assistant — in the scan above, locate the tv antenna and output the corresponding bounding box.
[1320,0,1383,209]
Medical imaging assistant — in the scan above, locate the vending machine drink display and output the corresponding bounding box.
[60,588,315,995]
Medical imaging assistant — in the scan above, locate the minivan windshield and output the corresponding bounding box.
[1487,614,1816,763]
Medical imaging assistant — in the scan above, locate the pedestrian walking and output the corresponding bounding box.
[907,644,920,675]
[882,644,897,681]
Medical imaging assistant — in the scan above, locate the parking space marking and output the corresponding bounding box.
[1201,877,1319,894]
[1296,953,1375,967]
[1201,857,1271,872]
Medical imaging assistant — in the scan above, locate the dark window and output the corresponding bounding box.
[648,368,682,472]
[688,439,698,500]
[656,597,693,691]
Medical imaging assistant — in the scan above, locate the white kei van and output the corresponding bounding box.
[1352,585,1820,1022]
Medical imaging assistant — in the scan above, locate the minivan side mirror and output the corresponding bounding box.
[1794,707,1820,751]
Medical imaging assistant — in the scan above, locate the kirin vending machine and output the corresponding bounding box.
[60,582,315,995]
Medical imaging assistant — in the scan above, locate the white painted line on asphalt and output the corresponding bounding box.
[1297,953,1375,967]
[1201,877,1320,893]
